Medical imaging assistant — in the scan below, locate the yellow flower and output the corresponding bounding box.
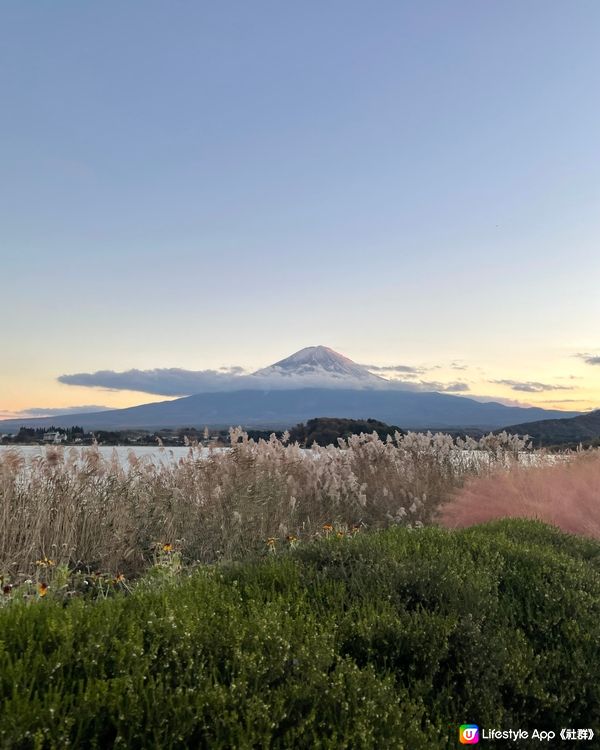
[336,530,345,538]
[35,557,55,568]
[266,537,276,548]
[286,534,298,543]
[350,525,361,535]
[113,573,126,584]
[162,543,173,553]
[37,582,48,597]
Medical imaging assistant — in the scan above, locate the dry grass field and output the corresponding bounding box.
[1,429,531,578]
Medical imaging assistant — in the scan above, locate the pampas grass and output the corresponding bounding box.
[1,429,531,577]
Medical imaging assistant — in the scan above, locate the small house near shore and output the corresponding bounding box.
[42,431,67,444]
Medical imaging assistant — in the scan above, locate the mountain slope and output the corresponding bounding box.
[502,409,600,446]
[0,388,581,432]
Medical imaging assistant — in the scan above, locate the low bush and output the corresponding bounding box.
[1,520,599,748]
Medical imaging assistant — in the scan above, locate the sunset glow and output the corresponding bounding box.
[1,2,599,420]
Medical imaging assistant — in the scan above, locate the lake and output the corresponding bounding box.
[0,444,216,466]
[0,444,557,469]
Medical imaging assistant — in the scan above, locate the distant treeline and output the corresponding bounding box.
[7,415,595,449]
[1,419,485,449]
[6,426,84,442]
[0,426,218,447]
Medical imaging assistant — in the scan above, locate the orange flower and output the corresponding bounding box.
[37,582,48,597]
[322,523,333,534]
[113,573,126,584]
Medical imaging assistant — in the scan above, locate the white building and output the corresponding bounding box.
[43,431,67,444]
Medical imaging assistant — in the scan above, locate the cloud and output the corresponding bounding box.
[58,368,249,396]
[575,352,600,366]
[367,362,473,378]
[0,405,111,420]
[468,394,534,407]
[419,381,470,393]
[491,379,574,393]
[537,399,587,404]
[57,367,474,397]
[23,405,112,416]
[363,364,426,376]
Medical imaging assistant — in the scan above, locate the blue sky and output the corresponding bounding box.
[1,1,599,416]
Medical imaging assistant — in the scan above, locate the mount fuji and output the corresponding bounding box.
[0,346,581,432]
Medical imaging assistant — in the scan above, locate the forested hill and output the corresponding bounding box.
[288,418,405,447]
[503,409,600,447]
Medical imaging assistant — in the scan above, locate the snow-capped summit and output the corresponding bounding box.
[252,345,386,389]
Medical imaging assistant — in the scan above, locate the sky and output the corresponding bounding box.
[1,1,600,418]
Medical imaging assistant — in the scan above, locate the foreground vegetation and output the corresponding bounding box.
[0,429,529,579]
[1,521,599,748]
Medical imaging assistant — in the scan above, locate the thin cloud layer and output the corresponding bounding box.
[420,381,470,393]
[363,364,427,376]
[491,379,574,393]
[58,368,250,396]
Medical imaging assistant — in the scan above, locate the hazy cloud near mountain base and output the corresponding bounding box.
[467,394,534,408]
[0,405,111,420]
[537,399,586,403]
[57,368,471,397]
[420,381,470,393]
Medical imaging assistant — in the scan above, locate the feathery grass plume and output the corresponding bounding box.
[1,429,539,578]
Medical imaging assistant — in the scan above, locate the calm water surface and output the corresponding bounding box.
[0,445,218,466]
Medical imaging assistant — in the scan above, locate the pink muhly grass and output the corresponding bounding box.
[438,452,600,539]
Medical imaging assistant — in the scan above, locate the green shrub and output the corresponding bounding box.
[1,521,599,748]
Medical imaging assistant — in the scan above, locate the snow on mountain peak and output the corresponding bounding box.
[252,346,386,388]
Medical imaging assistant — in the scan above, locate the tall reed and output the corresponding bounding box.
[1,429,532,577]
